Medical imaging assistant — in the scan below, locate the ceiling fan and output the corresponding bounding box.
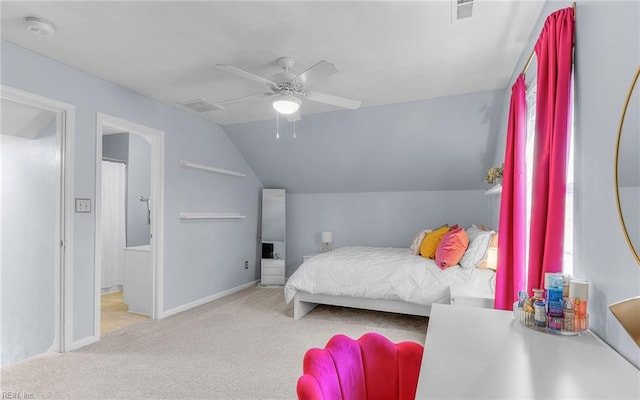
[215,57,362,119]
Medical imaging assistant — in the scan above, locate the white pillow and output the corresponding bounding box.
[409,229,431,255]
[466,225,487,243]
[459,225,494,269]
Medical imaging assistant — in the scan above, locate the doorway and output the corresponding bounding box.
[0,85,74,365]
[95,113,164,338]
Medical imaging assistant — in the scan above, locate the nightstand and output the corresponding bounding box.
[261,258,285,285]
[449,286,494,309]
[303,253,320,263]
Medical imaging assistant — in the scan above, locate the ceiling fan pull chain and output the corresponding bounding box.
[293,118,297,139]
[276,111,280,139]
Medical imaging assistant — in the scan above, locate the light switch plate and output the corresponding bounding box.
[75,198,91,213]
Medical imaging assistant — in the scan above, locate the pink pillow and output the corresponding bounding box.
[435,227,469,270]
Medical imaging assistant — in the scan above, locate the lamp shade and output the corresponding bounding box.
[321,231,333,243]
[273,94,301,115]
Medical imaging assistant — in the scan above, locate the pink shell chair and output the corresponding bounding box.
[297,332,424,400]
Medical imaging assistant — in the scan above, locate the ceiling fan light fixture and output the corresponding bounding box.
[272,94,301,115]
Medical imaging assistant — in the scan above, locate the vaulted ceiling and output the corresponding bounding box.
[1,1,547,193]
[224,88,506,193]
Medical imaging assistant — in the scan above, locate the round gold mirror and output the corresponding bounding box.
[615,66,640,265]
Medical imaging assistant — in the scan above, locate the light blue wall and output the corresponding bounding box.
[573,0,640,368]
[225,87,506,277]
[102,132,128,162]
[286,190,492,276]
[492,1,640,367]
[223,89,506,194]
[1,41,263,343]
[1,120,56,366]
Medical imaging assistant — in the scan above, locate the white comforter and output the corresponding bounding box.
[284,246,495,306]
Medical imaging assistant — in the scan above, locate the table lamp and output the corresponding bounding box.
[321,231,333,253]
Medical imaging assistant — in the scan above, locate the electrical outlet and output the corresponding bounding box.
[244,261,249,270]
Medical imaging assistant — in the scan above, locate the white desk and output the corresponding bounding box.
[415,304,640,399]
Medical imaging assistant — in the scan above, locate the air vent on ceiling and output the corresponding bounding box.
[457,0,474,20]
[177,98,224,112]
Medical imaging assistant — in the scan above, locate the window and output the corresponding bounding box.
[564,76,575,277]
[524,64,574,287]
[524,78,536,288]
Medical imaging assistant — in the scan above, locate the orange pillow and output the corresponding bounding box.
[435,227,469,269]
[420,225,450,259]
[478,232,499,270]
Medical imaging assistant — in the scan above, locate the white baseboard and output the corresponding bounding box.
[66,335,98,352]
[158,280,258,319]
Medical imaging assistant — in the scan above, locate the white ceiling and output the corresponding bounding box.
[1,1,546,125]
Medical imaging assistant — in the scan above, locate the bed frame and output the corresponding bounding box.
[293,291,434,320]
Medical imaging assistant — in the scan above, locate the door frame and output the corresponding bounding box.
[95,113,164,337]
[1,85,75,353]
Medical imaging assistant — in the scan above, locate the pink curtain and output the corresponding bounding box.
[527,7,574,292]
[495,75,527,310]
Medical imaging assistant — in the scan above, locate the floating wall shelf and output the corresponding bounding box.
[179,212,246,220]
[484,184,503,196]
[179,160,246,178]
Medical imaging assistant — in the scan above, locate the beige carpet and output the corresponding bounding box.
[1,285,428,400]
[101,291,149,336]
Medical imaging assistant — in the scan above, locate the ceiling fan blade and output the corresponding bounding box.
[305,91,361,110]
[219,92,274,105]
[216,64,277,87]
[292,61,339,87]
[286,111,301,122]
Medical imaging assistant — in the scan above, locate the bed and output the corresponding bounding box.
[284,246,496,320]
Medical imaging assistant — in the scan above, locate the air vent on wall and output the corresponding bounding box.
[177,98,224,112]
[457,0,474,20]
